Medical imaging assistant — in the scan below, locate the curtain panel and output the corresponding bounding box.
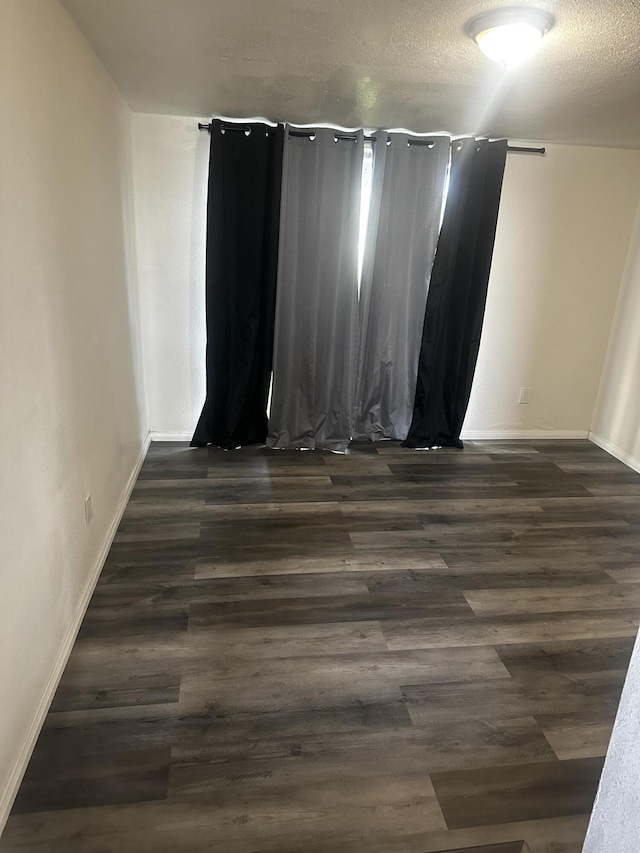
[191,120,284,449]
[267,128,365,452]
[403,137,508,449]
[355,132,450,441]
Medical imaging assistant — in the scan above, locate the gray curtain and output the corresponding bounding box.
[355,132,450,440]
[267,128,364,452]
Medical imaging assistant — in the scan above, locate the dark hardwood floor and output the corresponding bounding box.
[3,438,640,852]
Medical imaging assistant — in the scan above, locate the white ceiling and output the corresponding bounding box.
[61,0,640,148]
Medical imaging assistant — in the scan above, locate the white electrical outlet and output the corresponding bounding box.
[84,494,93,526]
[519,386,531,404]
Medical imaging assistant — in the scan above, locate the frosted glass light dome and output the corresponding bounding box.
[467,8,555,69]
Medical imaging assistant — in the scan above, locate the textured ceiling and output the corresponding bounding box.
[60,0,640,147]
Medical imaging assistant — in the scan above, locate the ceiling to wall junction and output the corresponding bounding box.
[61,0,640,147]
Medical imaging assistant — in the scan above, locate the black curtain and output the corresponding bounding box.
[403,137,508,449]
[191,121,284,449]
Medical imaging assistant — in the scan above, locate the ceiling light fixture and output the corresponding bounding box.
[467,7,555,69]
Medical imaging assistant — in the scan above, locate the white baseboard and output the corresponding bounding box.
[461,429,590,440]
[0,431,151,834]
[149,431,192,442]
[588,432,640,474]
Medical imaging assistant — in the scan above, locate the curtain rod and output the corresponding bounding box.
[197,122,545,154]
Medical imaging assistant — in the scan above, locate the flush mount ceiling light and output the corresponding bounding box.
[467,7,555,69]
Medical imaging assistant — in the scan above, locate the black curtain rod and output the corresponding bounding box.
[507,145,546,154]
[197,122,545,154]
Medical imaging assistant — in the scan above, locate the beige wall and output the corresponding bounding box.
[0,0,147,827]
[463,143,640,438]
[131,118,640,440]
[590,200,640,469]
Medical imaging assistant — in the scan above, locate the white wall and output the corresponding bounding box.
[131,120,640,441]
[589,200,640,469]
[131,114,208,439]
[464,143,640,439]
[0,0,147,827]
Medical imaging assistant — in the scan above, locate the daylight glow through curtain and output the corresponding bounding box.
[355,132,450,440]
[267,128,364,452]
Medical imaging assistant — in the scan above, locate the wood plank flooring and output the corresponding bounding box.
[3,438,640,852]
